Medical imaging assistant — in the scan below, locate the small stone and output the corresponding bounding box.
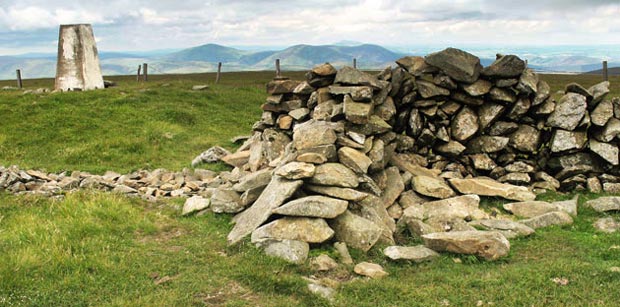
[191,146,231,166]
[588,81,610,105]
[509,125,540,152]
[546,93,587,131]
[478,103,506,131]
[552,196,579,216]
[481,55,526,78]
[210,189,243,213]
[329,210,382,252]
[589,140,619,166]
[383,245,439,262]
[338,147,372,174]
[550,130,588,153]
[311,254,339,271]
[462,79,493,96]
[468,219,534,239]
[489,87,517,104]
[451,106,479,142]
[449,178,536,202]
[334,66,382,89]
[334,242,354,264]
[467,136,509,153]
[417,80,450,98]
[304,185,368,201]
[503,201,562,218]
[192,85,209,91]
[425,47,482,83]
[603,183,620,193]
[310,163,359,188]
[254,239,309,264]
[591,100,614,126]
[307,283,336,301]
[587,177,603,193]
[293,120,337,151]
[354,262,388,278]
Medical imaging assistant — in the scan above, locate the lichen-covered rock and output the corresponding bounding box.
[422,231,510,261]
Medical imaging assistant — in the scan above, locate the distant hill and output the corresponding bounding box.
[162,43,250,62]
[583,66,620,76]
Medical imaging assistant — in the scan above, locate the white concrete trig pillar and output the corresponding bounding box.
[54,24,104,91]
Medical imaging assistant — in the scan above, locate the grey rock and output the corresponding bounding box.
[329,210,382,252]
[517,68,538,94]
[347,115,392,135]
[467,136,510,153]
[328,85,373,101]
[435,141,466,157]
[469,154,497,171]
[481,54,526,78]
[478,103,506,131]
[221,150,250,168]
[565,82,592,100]
[506,97,531,120]
[396,56,438,76]
[182,195,210,215]
[533,80,551,106]
[343,94,372,124]
[411,176,456,199]
[589,140,619,165]
[520,211,573,229]
[591,100,614,126]
[546,93,587,130]
[192,84,209,91]
[469,219,534,239]
[550,129,588,153]
[505,161,535,173]
[381,166,405,208]
[593,217,620,233]
[547,153,602,179]
[595,118,620,142]
[254,239,309,264]
[232,168,272,192]
[585,197,620,213]
[304,184,368,201]
[275,162,316,179]
[293,120,337,151]
[425,47,482,83]
[488,121,519,136]
[422,230,510,261]
[338,147,372,174]
[289,108,310,121]
[534,99,556,116]
[498,172,531,185]
[489,87,517,104]
[496,78,518,88]
[334,242,354,264]
[417,80,450,98]
[462,79,493,96]
[227,177,303,245]
[503,201,562,218]
[211,189,243,213]
[307,283,336,302]
[587,177,603,193]
[449,178,536,201]
[451,91,484,106]
[251,217,334,243]
[552,196,579,216]
[509,125,540,152]
[421,194,487,221]
[334,66,382,89]
[310,163,359,188]
[383,245,439,262]
[272,196,348,219]
[588,81,610,105]
[354,262,389,278]
[603,182,620,193]
[451,106,479,142]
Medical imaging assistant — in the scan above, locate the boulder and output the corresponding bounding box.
[383,245,439,262]
[251,217,334,243]
[550,130,588,153]
[425,47,482,83]
[272,196,348,219]
[232,168,272,192]
[422,231,510,261]
[293,120,337,150]
[329,210,382,252]
[449,178,536,201]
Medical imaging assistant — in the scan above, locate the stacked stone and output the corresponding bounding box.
[0,165,220,200]
[388,48,616,192]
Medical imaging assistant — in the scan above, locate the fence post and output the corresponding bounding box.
[353,58,357,69]
[216,62,222,84]
[603,61,608,81]
[137,65,142,81]
[16,69,22,89]
[275,59,281,78]
[142,63,148,82]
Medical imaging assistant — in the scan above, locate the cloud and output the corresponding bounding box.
[0,0,618,54]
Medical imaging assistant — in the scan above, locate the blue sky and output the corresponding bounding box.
[0,0,619,55]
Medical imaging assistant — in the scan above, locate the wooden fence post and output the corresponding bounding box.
[275,59,281,78]
[216,62,222,84]
[353,58,357,69]
[137,65,142,81]
[603,61,608,81]
[142,63,148,82]
[16,69,22,89]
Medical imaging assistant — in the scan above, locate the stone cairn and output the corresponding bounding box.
[2,48,619,280]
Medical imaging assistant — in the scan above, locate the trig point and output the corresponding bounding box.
[54,24,104,91]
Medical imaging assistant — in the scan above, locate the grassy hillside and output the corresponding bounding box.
[1,72,619,306]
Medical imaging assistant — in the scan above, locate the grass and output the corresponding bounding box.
[1,71,619,306]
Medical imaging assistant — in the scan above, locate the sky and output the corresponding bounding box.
[0,0,619,55]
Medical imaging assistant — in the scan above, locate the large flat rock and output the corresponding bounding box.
[251,217,334,243]
[272,195,348,219]
[422,230,510,261]
[449,178,536,201]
